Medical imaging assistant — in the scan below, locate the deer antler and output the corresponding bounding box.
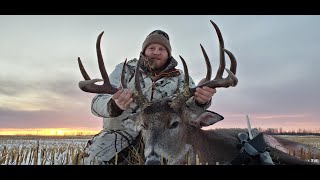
[188,20,238,96]
[77,31,149,110]
[77,31,127,94]
[170,20,238,110]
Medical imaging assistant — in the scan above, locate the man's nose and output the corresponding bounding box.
[152,49,161,55]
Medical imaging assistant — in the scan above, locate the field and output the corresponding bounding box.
[275,135,320,149]
[0,135,91,165]
[1,135,320,165]
[274,135,320,162]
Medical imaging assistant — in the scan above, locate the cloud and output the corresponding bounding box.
[0,74,96,111]
[255,114,309,120]
[0,107,101,129]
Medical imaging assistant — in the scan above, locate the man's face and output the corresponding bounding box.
[144,43,169,70]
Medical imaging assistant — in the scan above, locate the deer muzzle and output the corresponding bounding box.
[145,151,161,165]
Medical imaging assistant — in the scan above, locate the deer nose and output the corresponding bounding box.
[145,159,161,165]
[145,151,161,165]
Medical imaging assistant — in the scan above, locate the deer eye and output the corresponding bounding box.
[169,122,179,129]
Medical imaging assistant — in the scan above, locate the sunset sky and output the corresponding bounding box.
[1,15,320,135]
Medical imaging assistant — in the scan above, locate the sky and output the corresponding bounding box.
[0,15,320,135]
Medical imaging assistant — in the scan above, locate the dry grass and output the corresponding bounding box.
[0,135,88,165]
[275,135,320,162]
[277,135,320,149]
[1,135,319,165]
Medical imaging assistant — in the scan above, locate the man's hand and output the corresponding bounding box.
[194,86,216,105]
[112,89,133,110]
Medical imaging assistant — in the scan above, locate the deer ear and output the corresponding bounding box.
[189,110,224,128]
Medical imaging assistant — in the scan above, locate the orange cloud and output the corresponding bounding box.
[0,128,99,136]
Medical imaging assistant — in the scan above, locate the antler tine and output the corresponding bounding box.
[78,57,103,91]
[77,31,119,94]
[200,44,212,82]
[134,56,148,106]
[169,55,191,110]
[224,48,238,86]
[186,44,213,96]
[179,55,190,95]
[96,31,113,87]
[120,58,128,89]
[224,49,237,76]
[210,20,226,80]
[78,57,91,80]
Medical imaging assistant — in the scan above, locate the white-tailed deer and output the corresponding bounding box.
[77,20,320,165]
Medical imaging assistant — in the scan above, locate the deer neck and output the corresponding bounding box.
[184,128,215,164]
[186,129,238,165]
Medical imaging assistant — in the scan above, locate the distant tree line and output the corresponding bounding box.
[257,127,320,136]
[12,128,320,136]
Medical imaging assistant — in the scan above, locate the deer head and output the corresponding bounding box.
[77,20,237,165]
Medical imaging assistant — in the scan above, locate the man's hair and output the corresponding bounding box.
[142,30,172,57]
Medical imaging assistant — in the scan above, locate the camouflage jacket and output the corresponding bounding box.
[91,56,212,130]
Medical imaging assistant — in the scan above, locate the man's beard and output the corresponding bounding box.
[143,56,157,70]
[140,53,170,73]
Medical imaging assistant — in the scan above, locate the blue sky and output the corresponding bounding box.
[1,15,320,132]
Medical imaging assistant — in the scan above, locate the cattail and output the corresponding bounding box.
[41,156,46,165]
[196,154,200,165]
[70,146,74,160]
[1,147,7,164]
[24,148,30,164]
[77,151,84,165]
[2,146,6,156]
[0,156,6,165]
[33,140,40,165]
[308,148,312,162]
[28,149,33,165]
[41,148,45,160]
[93,156,98,165]
[72,152,79,165]
[187,155,191,165]
[19,147,25,165]
[65,149,69,165]
[51,150,55,165]
[160,153,163,165]
[115,152,118,165]
[6,151,10,165]
[10,150,15,164]
[15,149,20,165]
